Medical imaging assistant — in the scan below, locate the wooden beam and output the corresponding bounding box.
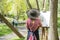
[0,13,24,38]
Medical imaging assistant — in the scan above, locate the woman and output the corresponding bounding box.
[26,9,42,40]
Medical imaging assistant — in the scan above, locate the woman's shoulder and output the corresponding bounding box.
[36,18,40,21]
[27,18,31,21]
[26,18,31,22]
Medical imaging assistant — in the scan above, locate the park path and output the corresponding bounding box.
[0,26,27,40]
[0,32,17,40]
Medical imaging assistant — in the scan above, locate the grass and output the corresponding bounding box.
[58,14,60,27]
[0,23,12,36]
[10,37,25,40]
[58,28,60,36]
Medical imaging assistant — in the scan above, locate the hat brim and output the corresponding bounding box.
[27,9,40,19]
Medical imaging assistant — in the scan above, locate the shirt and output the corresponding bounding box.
[26,18,42,32]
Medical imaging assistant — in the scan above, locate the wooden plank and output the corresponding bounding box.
[0,13,24,38]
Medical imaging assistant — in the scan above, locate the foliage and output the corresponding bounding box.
[0,0,60,26]
[0,0,27,20]
[58,14,60,27]
[0,24,12,36]
[0,0,13,15]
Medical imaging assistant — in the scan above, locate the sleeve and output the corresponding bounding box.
[26,20,29,29]
[39,19,42,27]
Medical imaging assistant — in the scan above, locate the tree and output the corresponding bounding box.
[0,13,24,38]
[0,0,13,16]
[12,0,27,20]
[49,0,59,40]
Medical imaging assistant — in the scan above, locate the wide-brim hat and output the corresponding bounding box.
[26,9,40,19]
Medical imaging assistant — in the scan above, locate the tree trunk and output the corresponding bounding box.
[26,0,32,9]
[49,0,59,40]
[0,13,24,38]
[42,0,46,11]
[36,0,40,10]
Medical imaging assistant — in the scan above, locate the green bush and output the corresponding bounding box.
[57,14,60,27]
[0,24,12,36]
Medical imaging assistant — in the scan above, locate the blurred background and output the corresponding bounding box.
[0,0,60,40]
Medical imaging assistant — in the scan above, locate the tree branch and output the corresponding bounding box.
[36,0,40,10]
[26,0,32,9]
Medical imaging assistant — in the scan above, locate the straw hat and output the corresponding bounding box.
[26,9,40,19]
